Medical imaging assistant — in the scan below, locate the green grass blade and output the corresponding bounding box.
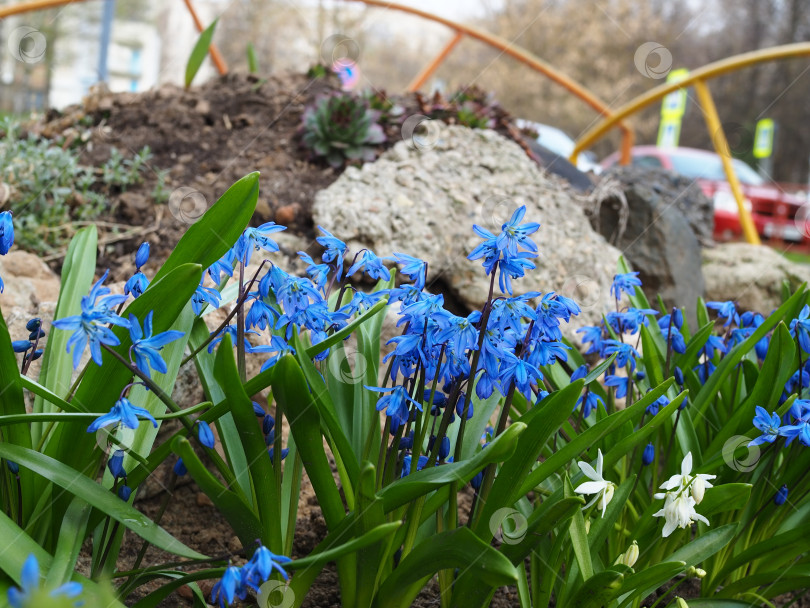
[185,18,218,88]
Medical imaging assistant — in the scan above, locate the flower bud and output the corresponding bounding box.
[197,421,215,449]
[642,443,655,466]
[584,519,591,534]
[108,450,126,479]
[676,597,689,608]
[6,460,19,474]
[598,483,615,512]
[118,485,132,501]
[252,401,265,417]
[674,366,684,385]
[135,242,150,269]
[11,340,31,353]
[173,457,187,476]
[30,349,43,361]
[774,484,789,506]
[439,436,450,460]
[615,541,639,567]
[691,478,705,504]
[25,318,41,332]
[28,328,45,341]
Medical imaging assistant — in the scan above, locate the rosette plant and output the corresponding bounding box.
[300,92,386,168]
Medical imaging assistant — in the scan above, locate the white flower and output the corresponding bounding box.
[658,452,716,500]
[575,449,616,518]
[653,491,709,537]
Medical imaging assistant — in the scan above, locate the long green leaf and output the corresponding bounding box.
[377,528,518,608]
[185,18,218,88]
[45,497,91,587]
[0,444,205,559]
[152,173,258,284]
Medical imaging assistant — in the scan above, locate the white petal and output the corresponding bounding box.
[575,481,607,495]
[693,511,710,526]
[596,449,604,476]
[660,476,682,490]
[662,520,677,537]
[681,452,693,477]
[652,507,666,517]
[578,461,600,482]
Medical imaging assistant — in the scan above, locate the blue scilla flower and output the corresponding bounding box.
[749,406,781,447]
[400,454,430,477]
[604,374,629,399]
[243,545,293,590]
[234,222,286,266]
[298,251,331,292]
[707,300,740,327]
[316,225,347,279]
[496,205,540,257]
[124,271,149,298]
[87,397,157,433]
[346,249,391,282]
[134,242,150,269]
[128,311,185,379]
[602,340,640,372]
[245,296,280,332]
[52,270,130,368]
[790,304,810,355]
[8,554,82,608]
[499,351,543,397]
[118,485,132,501]
[701,335,727,360]
[191,278,221,315]
[577,325,603,355]
[576,390,605,418]
[646,395,669,416]
[252,335,296,372]
[207,248,236,284]
[365,385,421,428]
[497,252,536,295]
[657,309,684,332]
[211,565,247,608]
[0,210,14,255]
[393,252,427,290]
[642,443,655,466]
[774,484,789,506]
[695,360,717,384]
[610,271,642,300]
[779,419,810,447]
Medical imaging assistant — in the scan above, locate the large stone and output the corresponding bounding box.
[602,166,714,247]
[597,167,705,320]
[0,251,61,309]
[703,242,810,314]
[312,123,622,332]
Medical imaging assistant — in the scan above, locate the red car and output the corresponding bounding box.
[601,146,808,243]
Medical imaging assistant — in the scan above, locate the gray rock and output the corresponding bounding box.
[602,166,715,247]
[312,123,622,332]
[597,167,706,320]
[703,242,810,314]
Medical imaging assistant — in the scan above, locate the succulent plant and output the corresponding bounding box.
[301,93,386,168]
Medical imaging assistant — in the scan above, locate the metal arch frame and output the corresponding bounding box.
[571,43,810,245]
[343,0,635,164]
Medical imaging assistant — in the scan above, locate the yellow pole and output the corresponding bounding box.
[693,79,761,245]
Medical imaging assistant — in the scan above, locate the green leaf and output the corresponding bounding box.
[185,18,218,88]
[378,422,526,513]
[617,561,686,606]
[518,380,674,496]
[45,497,91,587]
[698,484,752,518]
[246,41,258,74]
[666,523,737,572]
[305,299,387,359]
[0,444,205,559]
[567,567,627,608]
[0,302,33,517]
[474,381,583,538]
[377,528,517,608]
[214,333,279,547]
[272,355,346,529]
[565,475,593,580]
[31,225,97,439]
[171,437,263,549]
[152,172,259,284]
